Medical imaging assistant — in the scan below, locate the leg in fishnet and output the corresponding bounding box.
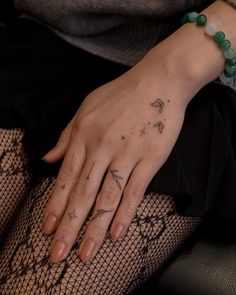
[0,175,201,295]
[0,128,32,240]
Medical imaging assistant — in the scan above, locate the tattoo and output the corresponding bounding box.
[87,161,95,180]
[90,209,114,222]
[153,121,165,134]
[68,209,78,222]
[150,99,164,113]
[140,127,146,137]
[110,169,123,190]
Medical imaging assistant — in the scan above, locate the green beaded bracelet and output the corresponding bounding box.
[181,11,236,78]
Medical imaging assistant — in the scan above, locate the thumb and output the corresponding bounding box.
[42,119,74,163]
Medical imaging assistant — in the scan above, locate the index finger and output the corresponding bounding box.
[42,138,86,235]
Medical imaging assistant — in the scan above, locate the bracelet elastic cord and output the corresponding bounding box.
[181,12,236,78]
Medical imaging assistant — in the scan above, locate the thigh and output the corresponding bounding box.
[0,128,32,240]
[0,177,201,294]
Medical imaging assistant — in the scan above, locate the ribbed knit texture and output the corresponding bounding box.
[15,0,212,66]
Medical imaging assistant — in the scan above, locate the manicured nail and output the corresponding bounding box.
[43,214,57,235]
[41,149,53,160]
[79,239,97,262]
[50,240,67,263]
[111,224,125,240]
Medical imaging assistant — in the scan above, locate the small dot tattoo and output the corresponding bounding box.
[87,161,95,180]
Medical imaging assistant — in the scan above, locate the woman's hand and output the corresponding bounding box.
[41,41,201,264]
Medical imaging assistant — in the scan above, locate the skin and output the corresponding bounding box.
[41,1,236,263]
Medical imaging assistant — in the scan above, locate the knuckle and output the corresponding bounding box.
[89,224,105,238]
[100,185,119,205]
[125,183,145,199]
[57,167,74,183]
[73,119,85,135]
[58,224,77,239]
[58,128,69,144]
[99,130,114,147]
[72,180,93,202]
[123,199,136,218]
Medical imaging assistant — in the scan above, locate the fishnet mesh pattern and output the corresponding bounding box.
[0,129,201,295]
[0,128,32,239]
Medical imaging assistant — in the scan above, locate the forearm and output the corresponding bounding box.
[138,0,236,105]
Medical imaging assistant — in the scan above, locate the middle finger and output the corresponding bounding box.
[49,150,111,263]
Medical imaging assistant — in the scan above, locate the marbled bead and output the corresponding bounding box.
[224,48,235,59]
[214,31,225,43]
[196,14,207,26]
[188,12,199,22]
[226,57,236,66]
[225,64,236,74]
[181,13,190,25]
[224,69,235,78]
[205,22,219,36]
[219,39,231,50]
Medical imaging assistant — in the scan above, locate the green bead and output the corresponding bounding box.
[224,69,235,78]
[196,14,207,26]
[188,12,199,22]
[224,48,235,59]
[226,56,236,66]
[219,39,231,50]
[214,31,225,44]
[181,13,190,25]
[225,64,236,74]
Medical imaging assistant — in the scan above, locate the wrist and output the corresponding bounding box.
[135,0,236,107]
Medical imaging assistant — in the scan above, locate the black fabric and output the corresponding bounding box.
[135,215,236,295]
[0,18,236,219]
[0,0,18,24]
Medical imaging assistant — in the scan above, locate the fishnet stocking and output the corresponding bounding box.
[0,128,32,239]
[0,129,201,295]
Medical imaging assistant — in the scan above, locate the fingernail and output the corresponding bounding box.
[43,214,57,235]
[111,224,125,240]
[41,152,50,161]
[79,239,97,262]
[50,240,67,263]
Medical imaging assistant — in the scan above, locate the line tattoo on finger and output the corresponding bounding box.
[150,98,165,113]
[90,209,114,222]
[68,209,79,222]
[153,121,165,134]
[87,161,95,180]
[110,169,123,190]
